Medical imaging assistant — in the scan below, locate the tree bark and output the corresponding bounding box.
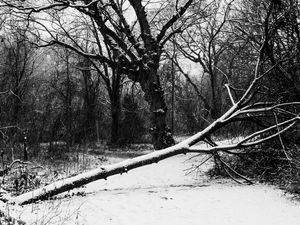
[13,90,21,121]
[107,66,122,145]
[210,74,222,120]
[65,53,72,150]
[139,68,175,150]
[80,57,98,142]
[110,92,121,144]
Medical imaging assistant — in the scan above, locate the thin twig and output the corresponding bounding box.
[187,117,298,153]
[184,155,214,175]
[216,154,253,184]
[273,112,291,161]
[0,160,32,176]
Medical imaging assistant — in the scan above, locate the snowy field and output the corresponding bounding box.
[8,154,300,225]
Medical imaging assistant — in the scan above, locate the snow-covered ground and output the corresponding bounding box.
[9,154,300,225]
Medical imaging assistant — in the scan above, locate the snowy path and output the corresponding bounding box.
[16,154,300,225]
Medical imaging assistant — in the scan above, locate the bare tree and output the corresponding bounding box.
[0,19,38,151]
[48,47,78,150]
[0,30,35,123]
[175,0,236,120]
[71,16,125,144]
[0,0,199,149]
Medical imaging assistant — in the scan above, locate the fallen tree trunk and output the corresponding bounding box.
[11,142,188,205]
[11,99,299,205]
[10,102,240,205]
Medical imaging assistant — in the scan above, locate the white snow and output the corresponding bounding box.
[12,154,300,225]
[153,109,165,114]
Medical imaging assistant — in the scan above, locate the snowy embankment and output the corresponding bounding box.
[8,154,300,225]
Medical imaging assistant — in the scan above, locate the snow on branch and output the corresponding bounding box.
[0,1,68,13]
[188,116,299,154]
[157,0,194,43]
[225,84,236,105]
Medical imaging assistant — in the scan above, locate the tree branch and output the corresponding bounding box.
[157,0,194,44]
[225,84,236,105]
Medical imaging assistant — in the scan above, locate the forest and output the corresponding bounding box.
[0,0,299,224]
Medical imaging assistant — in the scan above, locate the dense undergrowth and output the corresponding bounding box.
[0,142,154,198]
[208,141,300,195]
[0,144,110,197]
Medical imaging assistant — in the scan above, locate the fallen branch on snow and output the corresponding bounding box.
[10,109,299,205]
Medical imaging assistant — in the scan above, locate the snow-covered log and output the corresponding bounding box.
[10,103,299,205]
[11,100,299,205]
[10,104,241,205]
[11,142,189,205]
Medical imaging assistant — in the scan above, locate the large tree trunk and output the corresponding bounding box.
[83,79,97,142]
[65,54,72,150]
[110,91,121,144]
[139,68,175,150]
[209,70,223,120]
[80,58,98,142]
[12,88,21,121]
[108,68,122,145]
